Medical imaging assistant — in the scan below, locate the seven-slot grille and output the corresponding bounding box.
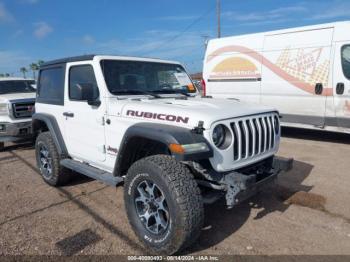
[12,100,35,119]
[230,114,279,161]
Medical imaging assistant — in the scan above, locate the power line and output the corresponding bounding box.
[142,4,216,56]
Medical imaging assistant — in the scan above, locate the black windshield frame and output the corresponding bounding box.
[0,80,36,94]
[100,59,196,96]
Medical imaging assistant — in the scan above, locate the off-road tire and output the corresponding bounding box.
[35,131,70,186]
[124,154,204,255]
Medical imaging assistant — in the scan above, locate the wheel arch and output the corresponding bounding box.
[113,123,213,177]
[32,113,68,157]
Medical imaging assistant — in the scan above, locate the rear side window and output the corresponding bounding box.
[0,80,35,94]
[69,65,99,100]
[37,66,65,105]
[341,45,350,80]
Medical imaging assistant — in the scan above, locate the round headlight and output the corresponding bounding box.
[212,124,226,147]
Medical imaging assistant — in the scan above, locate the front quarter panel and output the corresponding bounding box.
[104,117,213,176]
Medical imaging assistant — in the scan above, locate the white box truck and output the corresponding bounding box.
[203,21,350,133]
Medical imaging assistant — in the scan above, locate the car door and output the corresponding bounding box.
[63,62,106,163]
[332,42,350,129]
[261,28,333,127]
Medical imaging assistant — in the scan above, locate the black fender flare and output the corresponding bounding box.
[113,122,213,176]
[32,113,68,156]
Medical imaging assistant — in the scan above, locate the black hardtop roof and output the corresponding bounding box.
[40,54,181,69]
[41,55,96,67]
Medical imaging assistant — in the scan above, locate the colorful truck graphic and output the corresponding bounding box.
[207,45,332,96]
[203,21,350,133]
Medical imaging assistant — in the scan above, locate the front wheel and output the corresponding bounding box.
[124,155,204,255]
[0,142,4,151]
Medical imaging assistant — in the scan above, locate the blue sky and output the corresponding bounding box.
[1,0,350,76]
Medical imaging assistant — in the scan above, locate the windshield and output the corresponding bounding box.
[100,60,196,96]
[0,80,36,94]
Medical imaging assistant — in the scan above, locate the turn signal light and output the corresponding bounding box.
[169,144,185,154]
[169,143,209,154]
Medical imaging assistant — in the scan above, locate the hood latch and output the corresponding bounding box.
[192,121,205,134]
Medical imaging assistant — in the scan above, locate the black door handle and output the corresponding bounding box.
[315,83,323,95]
[63,112,74,117]
[336,83,345,95]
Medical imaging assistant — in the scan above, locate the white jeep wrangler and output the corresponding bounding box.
[0,77,36,149]
[33,55,292,255]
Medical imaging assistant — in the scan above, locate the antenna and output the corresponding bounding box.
[217,0,221,38]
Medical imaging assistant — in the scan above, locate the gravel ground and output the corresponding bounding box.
[0,127,350,256]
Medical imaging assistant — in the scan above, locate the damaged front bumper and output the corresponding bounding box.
[196,156,293,208]
[225,157,293,208]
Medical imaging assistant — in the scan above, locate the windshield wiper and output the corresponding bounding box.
[113,89,161,98]
[150,89,191,97]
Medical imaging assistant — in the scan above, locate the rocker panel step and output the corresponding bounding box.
[60,159,123,186]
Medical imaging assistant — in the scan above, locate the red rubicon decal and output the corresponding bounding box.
[126,110,189,124]
[207,45,333,96]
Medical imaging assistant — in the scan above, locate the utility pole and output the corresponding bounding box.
[217,0,221,38]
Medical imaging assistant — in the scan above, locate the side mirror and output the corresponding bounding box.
[72,83,101,106]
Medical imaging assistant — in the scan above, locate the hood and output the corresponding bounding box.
[109,96,277,129]
[0,92,36,103]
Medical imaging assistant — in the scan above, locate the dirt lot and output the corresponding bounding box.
[1,127,350,256]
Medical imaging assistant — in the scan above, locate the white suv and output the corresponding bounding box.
[0,77,36,149]
[33,55,292,255]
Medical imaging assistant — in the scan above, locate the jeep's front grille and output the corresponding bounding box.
[12,100,35,119]
[230,114,279,161]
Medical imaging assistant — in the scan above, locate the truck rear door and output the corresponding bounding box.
[332,42,350,130]
[261,27,333,127]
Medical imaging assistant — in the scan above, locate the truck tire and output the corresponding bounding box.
[35,131,70,186]
[124,155,204,255]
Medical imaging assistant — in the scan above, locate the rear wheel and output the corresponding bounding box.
[124,155,204,255]
[35,132,70,186]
